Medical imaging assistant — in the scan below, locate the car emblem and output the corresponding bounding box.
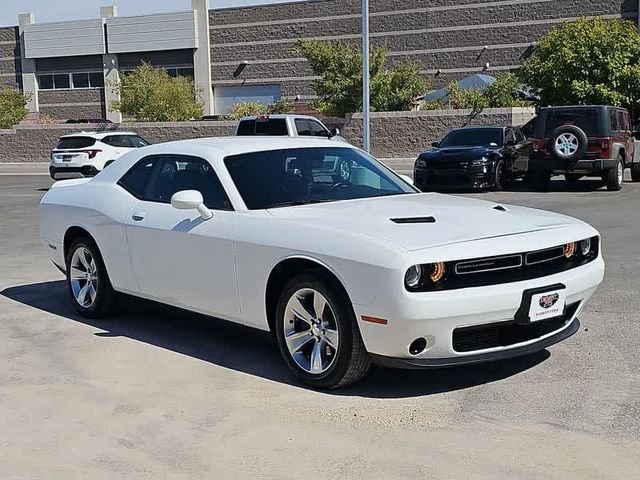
[539,293,559,309]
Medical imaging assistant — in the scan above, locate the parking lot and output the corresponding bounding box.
[1,173,639,479]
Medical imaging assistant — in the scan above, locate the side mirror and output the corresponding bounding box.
[171,190,213,220]
[431,141,439,148]
[399,174,414,186]
[506,139,517,146]
[330,128,340,137]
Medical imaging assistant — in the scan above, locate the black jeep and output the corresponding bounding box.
[528,105,635,191]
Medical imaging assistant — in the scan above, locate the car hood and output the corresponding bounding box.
[420,146,499,163]
[266,193,580,251]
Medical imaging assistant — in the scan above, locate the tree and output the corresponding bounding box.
[521,17,640,108]
[295,39,428,117]
[0,87,29,128]
[110,63,203,121]
[484,73,531,108]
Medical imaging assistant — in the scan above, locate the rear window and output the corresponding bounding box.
[55,137,96,149]
[237,118,288,136]
[545,110,599,137]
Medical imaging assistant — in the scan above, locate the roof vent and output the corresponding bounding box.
[390,216,436,224]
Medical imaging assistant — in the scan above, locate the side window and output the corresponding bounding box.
[118,157,158,199]
[514,128,526,143]
[129,135,150,148]
[505,128,516,144]
[145,155,232,210]
[295,119,312,136]
[610,109,619,132]
[617,111,628,132]
[309,121,330,137]
[106,135,135,148]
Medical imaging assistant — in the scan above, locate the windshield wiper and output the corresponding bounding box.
[264,199,332,209]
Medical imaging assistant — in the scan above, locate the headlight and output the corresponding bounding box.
[470,157,490,167]
[580,238,592,256]
[405,265,422,288]
[427,262,445,283]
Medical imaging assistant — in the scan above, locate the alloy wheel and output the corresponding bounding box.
[283,288,339,375]
[69,246,98,308]
[555,133,579,157]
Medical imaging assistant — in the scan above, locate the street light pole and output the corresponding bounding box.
[362,0,370,153]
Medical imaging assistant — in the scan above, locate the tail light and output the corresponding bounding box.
[86,149,102,159]
[598,137,612,157]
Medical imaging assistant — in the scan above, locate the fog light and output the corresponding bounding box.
[580,238,591,256]
[428,262,445,283]
[564,242,576,258]
[405,265,422,288]
[409,337,428,355]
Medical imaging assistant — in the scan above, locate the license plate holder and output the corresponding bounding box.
[515,283,567,324]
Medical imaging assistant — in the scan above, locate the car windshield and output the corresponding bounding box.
[225,147,417,209]
[439,128,503,148]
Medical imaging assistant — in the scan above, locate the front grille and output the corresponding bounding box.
[525,246,565,265]
[452,302,579,353]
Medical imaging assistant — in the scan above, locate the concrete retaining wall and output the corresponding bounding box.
[0,108,535,169]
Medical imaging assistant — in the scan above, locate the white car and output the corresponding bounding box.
[49,131,150,180]
[39,137,604,389]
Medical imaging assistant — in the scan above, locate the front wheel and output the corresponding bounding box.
[65,237,117,318]
[275,272,370,389]
[493,159,508,191]
[603,157,624,191]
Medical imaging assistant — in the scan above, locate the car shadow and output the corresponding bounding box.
[426,178,609,195]
[1,280,550,399]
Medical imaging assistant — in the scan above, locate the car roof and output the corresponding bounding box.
[131,136,346,157]
[59,131,139,139]
[538,105,620,111]
[239,115,322,121]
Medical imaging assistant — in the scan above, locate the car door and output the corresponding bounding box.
[122,154,241,322]
[512,127,532,175]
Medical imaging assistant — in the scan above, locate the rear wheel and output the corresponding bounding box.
[603,157,624,191]
[65,237,117,318]
[631,163,640,182]
[275,272,370,389]
[531,170,551,192]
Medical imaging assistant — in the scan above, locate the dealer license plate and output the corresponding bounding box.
[528,288,567,322]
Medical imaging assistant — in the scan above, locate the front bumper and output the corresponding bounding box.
[414,164,495,190]
[49,165,99,180]
[354,256,603,363]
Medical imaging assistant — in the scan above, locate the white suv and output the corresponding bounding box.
[49,131,150,180]
[235,114,346,141]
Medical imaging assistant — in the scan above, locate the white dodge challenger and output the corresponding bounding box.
[39,137,604,388]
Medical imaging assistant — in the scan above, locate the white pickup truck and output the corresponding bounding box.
[235,114,346,141]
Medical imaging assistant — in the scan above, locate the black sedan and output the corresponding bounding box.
[413,126,531,191]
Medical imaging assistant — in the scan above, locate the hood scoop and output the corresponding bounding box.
[493,205,507,212]
[390,216,436,224]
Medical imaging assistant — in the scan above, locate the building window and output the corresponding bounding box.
[121,66,194,78]
[38,72,104,90]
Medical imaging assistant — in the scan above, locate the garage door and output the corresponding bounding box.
[214,85,281,115]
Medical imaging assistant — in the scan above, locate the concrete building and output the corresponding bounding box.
[0,0,638,121]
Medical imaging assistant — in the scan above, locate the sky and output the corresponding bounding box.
[0,0,301,27]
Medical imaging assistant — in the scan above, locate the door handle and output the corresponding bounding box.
[131,212,146,221]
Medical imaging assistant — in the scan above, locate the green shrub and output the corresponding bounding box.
[0,87,29,128]
[268,98,294,114]
[521,17,640,108]
[226,101,268,120]
[295,39,428,117]
[110,63,203,121]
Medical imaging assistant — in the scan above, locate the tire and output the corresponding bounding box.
[550,125,588,162]
[493,159,507,191]
[274,271,370,389]
[631,163,640,182]
[603,157,624,191]
[65,236,117,318]
[531,170,551,192]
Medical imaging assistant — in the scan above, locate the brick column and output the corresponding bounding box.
[18,13,38,114]
[192,0,214,116]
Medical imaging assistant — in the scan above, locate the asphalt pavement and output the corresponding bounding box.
[1,174,638,479]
